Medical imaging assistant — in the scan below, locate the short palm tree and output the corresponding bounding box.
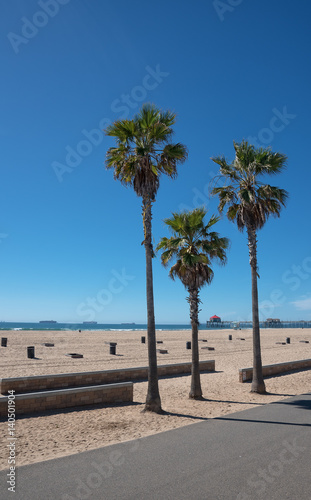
[212,140,288,394]
[105,103,187,412]
[157,208,229,399]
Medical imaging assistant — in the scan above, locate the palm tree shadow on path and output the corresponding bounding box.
[160,397,264,421]
[271,395,311,411]
[159,393,304,422]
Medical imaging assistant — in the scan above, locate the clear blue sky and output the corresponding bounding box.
[1,0,311,323]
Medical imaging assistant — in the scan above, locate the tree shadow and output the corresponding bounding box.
[161,409,210,421]
[204,398,265,406]
[159,396,269,421]
[214,415,311,428]
[271,396,311,411]
[265,392,295,397]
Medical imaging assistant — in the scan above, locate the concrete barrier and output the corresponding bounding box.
[0,382,133,417]
[239,358,311,382]
[0,360,215,395]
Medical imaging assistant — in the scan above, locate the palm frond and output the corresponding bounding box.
[258,185,288,205]
[157,208,228,291]
[212,140,288,231]
[105,104,187,200]
[105,120,136,143]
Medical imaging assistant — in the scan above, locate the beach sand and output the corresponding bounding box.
[0,328,310,469]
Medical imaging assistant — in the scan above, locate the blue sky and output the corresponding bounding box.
[1,0,311,323]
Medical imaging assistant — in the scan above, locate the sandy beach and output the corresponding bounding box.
[0,328,310,470]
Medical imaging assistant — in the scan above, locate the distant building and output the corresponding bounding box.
[210,315,221,323]
[265,318,281,324]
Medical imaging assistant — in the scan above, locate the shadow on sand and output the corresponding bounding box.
[0,400,141,422]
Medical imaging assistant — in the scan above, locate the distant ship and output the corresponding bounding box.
[121,322,136,325]
[83,321,97,324]
[39,320,57,324]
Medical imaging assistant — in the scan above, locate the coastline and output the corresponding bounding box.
[1,320,311,332]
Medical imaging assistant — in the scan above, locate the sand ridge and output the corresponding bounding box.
[0,328,310,469]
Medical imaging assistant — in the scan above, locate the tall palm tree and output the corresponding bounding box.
[105,103,187,412]
[211,140,288,394]
[157,208,229,399]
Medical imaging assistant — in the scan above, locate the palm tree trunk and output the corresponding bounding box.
[247,225,266,394]
[142,196,162,413]
[188,288,203,399]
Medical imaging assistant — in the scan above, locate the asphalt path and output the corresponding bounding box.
[1,393,310,500]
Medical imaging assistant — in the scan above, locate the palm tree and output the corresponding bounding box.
[211,140,288,394]
[157,208,229,399]
[105,103,187,412]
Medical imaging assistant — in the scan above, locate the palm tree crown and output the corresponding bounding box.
[106,103,188,200]
[157,208,229,291]
[212,140,288,231]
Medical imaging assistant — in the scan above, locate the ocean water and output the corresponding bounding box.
[0,322,196,332]
[0,321,310,332]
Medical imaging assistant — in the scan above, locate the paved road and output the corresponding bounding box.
[1,393,310,500]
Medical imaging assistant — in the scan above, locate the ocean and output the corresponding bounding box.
[0,321,310,331]
[0,322,195,332]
